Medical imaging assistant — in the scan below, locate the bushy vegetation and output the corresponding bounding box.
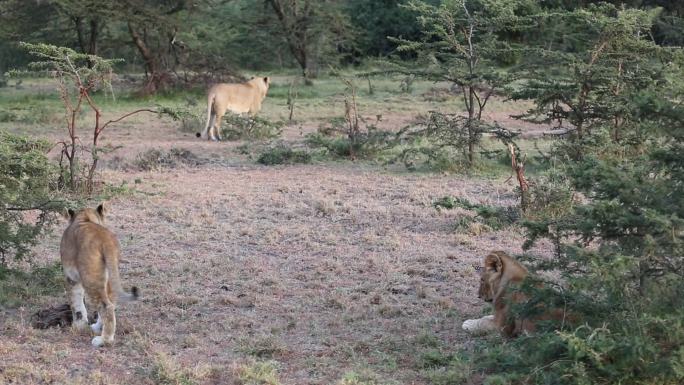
[0,131,67,265]
[434,196,519,233]
[445,4,684,384]
[221,115,284,141]
[257,144,311,166]
[0,262,63,307]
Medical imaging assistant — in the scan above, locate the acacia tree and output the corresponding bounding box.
[0,132,67,265]
[511,4,668,158]
[459,5,684,384]
[18,43,157,193]
[393,0,527,165]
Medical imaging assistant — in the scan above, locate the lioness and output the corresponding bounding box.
[197,76,271,141]
[60,203,138,347]
[462,251,563,337]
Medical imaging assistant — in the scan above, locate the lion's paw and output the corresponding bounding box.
[462,315,495,335]
[91,336,105,347]
[91,335,113,347]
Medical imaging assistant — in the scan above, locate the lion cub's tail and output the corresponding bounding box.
[105,251,139,302]
[197,92,216,139]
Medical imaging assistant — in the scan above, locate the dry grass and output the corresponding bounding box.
[0,76,556,385]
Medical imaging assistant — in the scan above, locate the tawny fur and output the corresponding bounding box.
[60,203,138,347]
[463,251,566,337]
[198,76,270,141]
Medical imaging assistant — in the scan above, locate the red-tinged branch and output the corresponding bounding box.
[99,109,157,133]
[508,143,530,211]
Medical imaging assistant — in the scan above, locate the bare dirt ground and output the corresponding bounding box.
[0,80,553,385]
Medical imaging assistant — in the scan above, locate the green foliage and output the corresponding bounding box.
[345,0,440,59]
[15,42,119,83]
[221,115,284,141]
[434,196,519,232]
[16,42,116,193]
[391,0,534,165]
[0,131,66,264]
[257,144,311,166]
[392,111,491,169]
[464,5,684,384]
[510,4,674,158]
[524,169,576,222]
[0,262,63,307]
[305,129,392,160]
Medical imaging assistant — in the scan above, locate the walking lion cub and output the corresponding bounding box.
[60,203,138,347]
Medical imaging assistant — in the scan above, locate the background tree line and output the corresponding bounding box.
[1,0,681,90]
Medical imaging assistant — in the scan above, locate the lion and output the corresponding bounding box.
[462,251,567,337]
[60,203,138,347]
[197,76,271,141]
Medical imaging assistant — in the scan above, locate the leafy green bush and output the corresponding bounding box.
[433,196,519,231]
[0,110,17,122]
[221,114,283,141]
[0,262,63,307]
[257,144,311,166]
[464,73,684,385]
[305,129,392,160]
[0,131,67,265]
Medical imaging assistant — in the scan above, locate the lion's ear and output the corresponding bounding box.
[64,208,75,221]
[484,252,503,272]
[263,76,270,84]
[96,202,108,218]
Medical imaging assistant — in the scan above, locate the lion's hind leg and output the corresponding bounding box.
[64,267,88,331]
[90,294,116,347]
[85,278,116,347]
[211,107,226,141]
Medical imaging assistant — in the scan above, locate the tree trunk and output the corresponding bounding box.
[128,22,165,93]
[508,144,530,212]
[88,19,98,55]
[468,86,476,164]
[74,17,86,54]
[267,0,313,84]
[73,17,99,58]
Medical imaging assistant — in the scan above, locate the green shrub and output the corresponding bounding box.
[0,262,63,307]
[0,110,17,122]
[221,114,283,141]
[0,131,67,265]
[305,129,392,160]
[466,105,684,385]
[257,145,311,166]
[433,196,519,231]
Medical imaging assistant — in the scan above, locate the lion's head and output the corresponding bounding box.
[247,76,270,97]
[68,203,108,225]
[478,251,506,302]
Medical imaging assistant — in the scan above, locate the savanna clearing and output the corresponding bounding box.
[0,75,554,385]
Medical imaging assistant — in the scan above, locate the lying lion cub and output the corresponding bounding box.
[60,203,138,347]
[462,251,563,337]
